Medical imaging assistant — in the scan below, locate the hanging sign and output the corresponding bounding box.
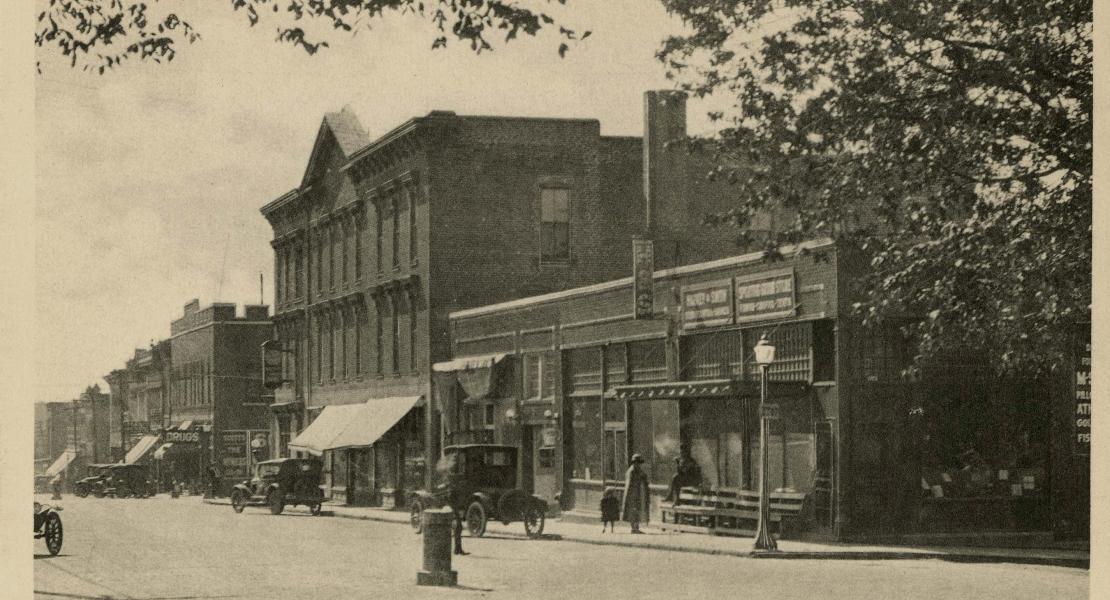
[734,269,796,323]
[1074,323,1091,456]
[682,279,734,330]
[632,238,655,320]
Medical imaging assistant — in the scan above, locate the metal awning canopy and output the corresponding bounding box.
[45,450,77,477]
[432,353,508,373]
[124,434,161,464]
[613,379,808,401]
[288,396,421,455]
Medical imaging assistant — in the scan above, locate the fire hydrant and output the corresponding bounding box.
[416,507,457,587]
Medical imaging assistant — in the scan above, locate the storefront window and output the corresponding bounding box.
[743,323,812,382]
[629,399,679,485]
[629,340,667,383]
[332,449,348,488]
[682,332,744,381]
[570,398,602,481]
[682,398,745,489]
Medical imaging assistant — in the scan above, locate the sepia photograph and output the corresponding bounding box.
[8,0,1097,598]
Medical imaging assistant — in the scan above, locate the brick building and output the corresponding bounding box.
[39,387,109,489]
[103,368,128,461]
[445,236,1083,542]
[121,343,168,466]
[160,299,272,492]
[261,92,740,507]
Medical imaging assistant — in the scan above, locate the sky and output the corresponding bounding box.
[32,1,724,403]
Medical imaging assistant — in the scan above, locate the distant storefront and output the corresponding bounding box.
[445,239,1086,541]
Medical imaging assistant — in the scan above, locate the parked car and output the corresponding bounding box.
[33,502,63,556]
[230,458,325,516]
[408,444,547,539]
[75,464,114,498]
[102,464,154,498]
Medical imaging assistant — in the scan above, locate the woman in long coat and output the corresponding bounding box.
[621,454,649,533]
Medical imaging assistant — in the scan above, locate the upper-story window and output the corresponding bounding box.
[391,191,401,269]
[341,220,350,285]
[407,186,418,265]
[540,188,570,262]
[354,215,363,281]
[375,199,384,273]
[329,222,337,289]
[523,353,543,400]
[295,245,304,298]
[316,236,324,293]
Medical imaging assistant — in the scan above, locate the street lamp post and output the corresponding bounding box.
[752,333,778,552]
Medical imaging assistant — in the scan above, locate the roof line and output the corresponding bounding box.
[449,238,836,319]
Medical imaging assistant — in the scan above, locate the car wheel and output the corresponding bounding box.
[75,485,87,498]
[310,502,322,516]
[409,498,424,534]
[268,491,284,515]
[523,503,546,539]
[465,501,487,537]
[44,512,63,556]
[93,486,105,498]
[231,490,246,513]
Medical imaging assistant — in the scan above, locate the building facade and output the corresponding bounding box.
[260,102,678,507]
[162,299,272,492]
[446,240,1084,541]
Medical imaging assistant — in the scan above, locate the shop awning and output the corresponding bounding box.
[432,353,509,401]
[124,434,161,464]
[153,443,172,460]
[330,396,422,451]
[288,397,422,455]
[613,379,809,401]
[45,450,77,477]
[176,420,194,431]
[287,403,366,456]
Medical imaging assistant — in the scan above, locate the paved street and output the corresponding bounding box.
[33,494,1087,600]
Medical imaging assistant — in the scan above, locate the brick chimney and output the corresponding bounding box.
[643,90,689,267]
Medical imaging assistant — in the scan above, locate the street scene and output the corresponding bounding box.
[25,0,1092,598]
[33,495,1088,600]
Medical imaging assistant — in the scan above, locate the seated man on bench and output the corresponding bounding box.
[666,444,703,503]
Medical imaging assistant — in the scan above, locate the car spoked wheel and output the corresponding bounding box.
[75,486,88,498]
[465,501,487,537]
[44,512,63,556]
[231,490,246,513]
[523,504,545,539]
[409,499,424,533]
[310,502,322,516]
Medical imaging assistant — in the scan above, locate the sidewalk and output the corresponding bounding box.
[202,497,1089,569]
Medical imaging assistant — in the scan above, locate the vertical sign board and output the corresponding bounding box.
[220,430,251,480]
[1074,324,1091,456]
[681,279,734,330]
[734,269,796,323]
[632,238,655,320]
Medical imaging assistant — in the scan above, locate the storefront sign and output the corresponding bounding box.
[632,238,655,320]
[163,430,201,444]
[1074,324,1091,456]
[220,430,251,480]
[682,279,734,330]
[541,426,558,449]
[734,269,796,323]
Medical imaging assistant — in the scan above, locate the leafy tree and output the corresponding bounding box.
[35,0,587,73]
[659,0,1091,373]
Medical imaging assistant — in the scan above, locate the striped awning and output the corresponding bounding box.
[45,450,78,477]
[124,434,161,464]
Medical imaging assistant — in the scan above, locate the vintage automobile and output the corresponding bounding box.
[74,464,114,498]
[408,444,547,539]
[33,502,63,556]
[229,458,325,515]
[102,464,154,498]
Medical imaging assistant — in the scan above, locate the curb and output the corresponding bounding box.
[201,498,1088,569]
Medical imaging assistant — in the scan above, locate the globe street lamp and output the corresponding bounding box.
[752,333,778,552]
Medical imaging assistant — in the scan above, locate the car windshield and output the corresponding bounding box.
[257,463,281,478]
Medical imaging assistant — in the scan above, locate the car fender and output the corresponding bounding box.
[231,483,253,495]
[468,491,493,511]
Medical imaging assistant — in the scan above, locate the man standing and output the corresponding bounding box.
[621,454,649,533]
[667,444,702,503]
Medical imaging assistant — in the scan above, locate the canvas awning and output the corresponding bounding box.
[432,353,509,401]
[45,450,77,477]
[288,397,422,455]
[124,434,161,464]
[175,420,194,431]
[153,443,172,460]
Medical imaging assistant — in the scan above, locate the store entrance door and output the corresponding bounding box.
[813,420,836,529]
[531,425,559,506]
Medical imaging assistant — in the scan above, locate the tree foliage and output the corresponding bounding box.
[36,0,587,73]
[659,0,1091,373]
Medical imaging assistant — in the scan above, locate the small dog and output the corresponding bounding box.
[600,487,621,533]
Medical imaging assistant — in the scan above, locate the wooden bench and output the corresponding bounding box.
[661,487,807,537]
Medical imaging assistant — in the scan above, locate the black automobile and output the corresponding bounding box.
[408,444,547,539]
[74,464,114,498]
[102,464,154,498]
[230,458,325,515]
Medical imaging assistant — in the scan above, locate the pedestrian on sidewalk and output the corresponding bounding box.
[51,474,63,500]
[621,454,649,534]
[600,487,621,532]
